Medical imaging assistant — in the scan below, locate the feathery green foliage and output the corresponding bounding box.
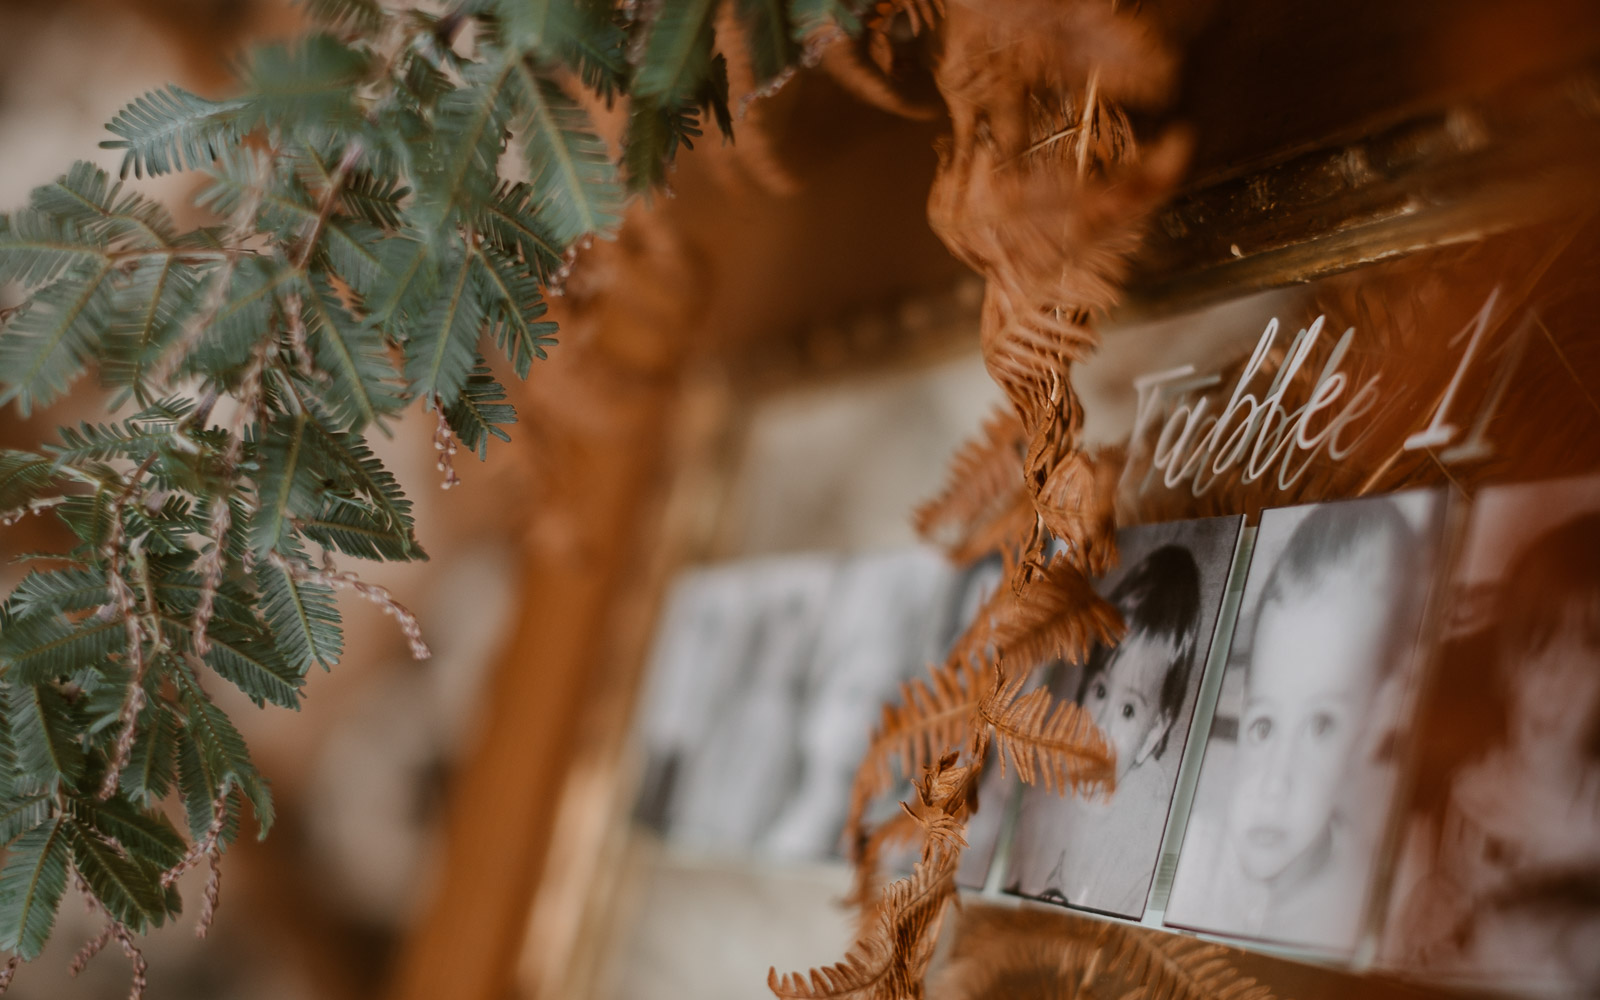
[0,0,860,988]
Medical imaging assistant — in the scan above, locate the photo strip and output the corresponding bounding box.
[1382,475,1600,995]
[633,548,969,862]
[1164,490,1447,954]
[844,554,1015,891]
[1004,516,1244,918]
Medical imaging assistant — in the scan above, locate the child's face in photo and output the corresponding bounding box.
[1503,603,1600,766]
[1228,574,1390,882]
[1085,633,1176,785]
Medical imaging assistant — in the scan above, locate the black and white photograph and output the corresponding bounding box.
[852,554,1015,890]
[1382,475,1600,995]
[1164,490,1447,953]
[1003,516,1244,918]
[633,548,961,861]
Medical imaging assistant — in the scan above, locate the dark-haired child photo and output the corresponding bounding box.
[1005,517,1243,918]
[1166,491,1445,953]
[1385,476,1600,995]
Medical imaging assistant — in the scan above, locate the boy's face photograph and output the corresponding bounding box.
[1228,572,1390,882]
[1085,633,1176,786]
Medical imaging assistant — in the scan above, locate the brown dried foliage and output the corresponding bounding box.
[770,853,959,1000]
[985,553,1124,669]
[912,406,1029,560]
[978,667,1115,797]
[774,0,1201,996]
[932,905,1280,1000]
[846,656,993,860]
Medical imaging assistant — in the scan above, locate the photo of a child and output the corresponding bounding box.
[1164,491,1445,953]
[1385,476,1600,994]
[633,548,965,862]
[1005,516,1243,918]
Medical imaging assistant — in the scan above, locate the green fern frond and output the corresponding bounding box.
[300,271,404,431]
[188,257,295,375]
[557,1,631,102]
[4,567,109,620]
[736,0,798,86]
[633,0,719,103]
[248,412,318,557]
[48,417,178,469]
[234,33,373,138]
[102,256,201,405]
[338,170,411,229]
[256,555,344,674]
[476,182,566,283]
[0,613,127,686]
[30,161,178,249]
[0,796,49,850]
[100,86,247,179]
[0,261,116,415]
[473,242,557,378]
[300,501,423,562]
[119,705,179,807]
[188,616,305,710]
[0,819,71,960]
[7,685,87,793]
[623,96,705,191]
[508,63,624,244]
[0,0,849,969]
[73,796,186,871]
[401,241,484,407]
[0,452,60,512]
[445,363,517,460]
[300,419,422,555]
[177,677,273,837]
[0,211,106,288]
[65,820,173,932]
[412,57,515,232]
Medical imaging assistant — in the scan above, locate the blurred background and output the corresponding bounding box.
[0,1,1598,999]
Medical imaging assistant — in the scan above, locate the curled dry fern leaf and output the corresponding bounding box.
[932,905,1282,1000]
[847,655,992,851]
[979,665,1115,796]
[1097,924,1279,1000]
[912,405,1029,557]
[988,551,1124,667]
[770,853,959,1000]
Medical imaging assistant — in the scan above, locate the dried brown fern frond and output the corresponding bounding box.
[847,805,923,909]
[850,749,979,909]
[913,405,1029,551]
[988,553,1124,671]
[979,666,1115,796]
[1024,89,1137,170]
[948,489,1037,568]
[1094,922,1278,1000]
[902,802,968,862]
[771,853,960,1000]
[951,0,1176,106]
[846,656,995,857]
[929,905,1282,1000]
[817,32,942,121]
[934,134,1188,438]
[1030,444,1126,577]
[931,921,1105,999]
